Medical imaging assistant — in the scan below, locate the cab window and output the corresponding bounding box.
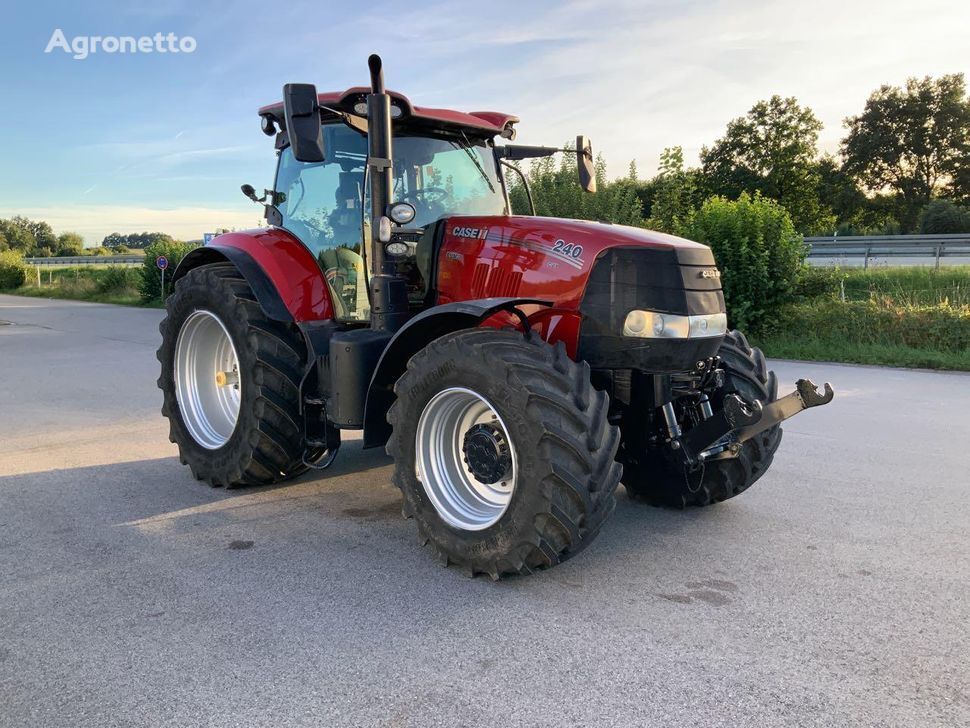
[275,126,369,321]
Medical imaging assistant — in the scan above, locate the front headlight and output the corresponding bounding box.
[622,310,726,339]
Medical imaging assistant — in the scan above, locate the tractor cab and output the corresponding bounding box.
[253,77,595,329]
[270,121,508,321]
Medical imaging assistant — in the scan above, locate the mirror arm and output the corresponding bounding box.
[496,145,563,161]
[500,160,535,216]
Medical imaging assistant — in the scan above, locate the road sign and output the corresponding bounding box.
[203,233,216,246]
[156,255,169,270]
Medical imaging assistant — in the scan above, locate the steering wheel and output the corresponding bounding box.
[408,187,450,217]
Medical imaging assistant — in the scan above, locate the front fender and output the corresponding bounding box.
[172,229,334,322]
[362,297,549,449]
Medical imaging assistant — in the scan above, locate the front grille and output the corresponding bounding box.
[579,247,724,337]
[577,246,726,371]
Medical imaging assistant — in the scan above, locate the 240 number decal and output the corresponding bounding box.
[551,240,583,258]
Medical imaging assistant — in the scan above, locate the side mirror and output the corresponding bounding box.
[283,83,325,162]
[576,135,596,193]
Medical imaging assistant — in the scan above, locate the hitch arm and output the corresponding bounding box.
[678,378,834,466]
[734,378,834,443]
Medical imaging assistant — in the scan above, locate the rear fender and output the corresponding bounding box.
[362,297,549,449]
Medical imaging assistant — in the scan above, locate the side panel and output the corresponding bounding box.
[199,228,334,322]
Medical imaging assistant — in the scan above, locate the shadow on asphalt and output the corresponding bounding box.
[1,437,736,590]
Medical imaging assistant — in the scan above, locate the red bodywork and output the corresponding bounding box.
[211,228,334,321]
[435,216,711,356]
[258,88,518,136]
[211,217,708,355]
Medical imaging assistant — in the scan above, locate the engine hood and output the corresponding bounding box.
[434,214,719,311]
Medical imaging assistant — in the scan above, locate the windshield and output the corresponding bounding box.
[391,134,507,227]
[274,124,506,320]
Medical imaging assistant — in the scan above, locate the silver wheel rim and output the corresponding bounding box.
[174,310,242,450]
[415,387,517,531]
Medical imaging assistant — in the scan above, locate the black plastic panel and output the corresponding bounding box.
[578,246,725,371]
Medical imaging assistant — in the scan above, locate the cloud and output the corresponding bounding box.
[359,0,970,177]
[0,205,261,245]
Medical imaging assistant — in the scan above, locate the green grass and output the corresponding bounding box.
[755,335,970,371]
[756,279,970,371]
[3,266,161,308]
[839,266,970,307]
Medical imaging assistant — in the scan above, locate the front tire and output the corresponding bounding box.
[621,330,783,508]
[157,263,309,487]
[387,329,621,578]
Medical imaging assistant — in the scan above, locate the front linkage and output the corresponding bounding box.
[669,371,834,469]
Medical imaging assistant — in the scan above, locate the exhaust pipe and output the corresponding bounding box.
[365,54,409,332]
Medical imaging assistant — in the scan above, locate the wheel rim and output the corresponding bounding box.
[174,310,242,450]
[415,387,517,531]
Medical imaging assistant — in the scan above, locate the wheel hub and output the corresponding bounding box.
[462,423,512,484]
[173,309,242,450]
[414,387,518,531]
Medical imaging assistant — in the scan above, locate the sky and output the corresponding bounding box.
[1,0,968,245]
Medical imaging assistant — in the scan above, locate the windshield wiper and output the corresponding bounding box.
[452,132,496,194]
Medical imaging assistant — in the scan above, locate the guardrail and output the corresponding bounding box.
[804,234,970,269]
[25,255,144,266]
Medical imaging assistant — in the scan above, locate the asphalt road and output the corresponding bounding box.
[1,294,967,728]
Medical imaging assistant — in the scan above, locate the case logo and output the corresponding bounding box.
[700,269,721,279]
[452,226,488,240]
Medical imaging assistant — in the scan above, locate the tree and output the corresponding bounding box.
[918,199,970,233]
[842,74,970,231]
[102,231,175,249]
[56,232,85,257]
[816,156,901,235]
[701,95,835,234]
[0,218,36,252]
[508,147,642,226]
[0,228,7,251]
[12,216,56,252]
[645,146,703,234]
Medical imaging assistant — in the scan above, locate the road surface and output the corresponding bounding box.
[1,294,967,727]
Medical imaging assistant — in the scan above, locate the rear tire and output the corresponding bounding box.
[387,329,621,578]
[157,263,310,487]
[621,330,783,508]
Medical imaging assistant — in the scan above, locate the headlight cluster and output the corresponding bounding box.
[622,310,727,339]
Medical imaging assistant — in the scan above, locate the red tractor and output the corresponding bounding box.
[158,55,833,578]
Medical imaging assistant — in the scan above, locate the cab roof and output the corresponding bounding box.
[258,87,518,137]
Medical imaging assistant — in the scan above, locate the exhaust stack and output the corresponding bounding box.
[364,54,409,332]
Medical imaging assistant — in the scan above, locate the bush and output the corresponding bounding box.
[683,193,806,332]
[139,240,198,302]
[918,199,970,234]
[56,231,85,257]
[795,266,844,300]
[96,266,140,295]
[0,249,29,289]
